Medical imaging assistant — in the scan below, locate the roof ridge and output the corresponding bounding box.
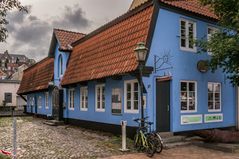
[54,28,85,35]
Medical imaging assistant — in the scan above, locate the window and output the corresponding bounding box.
[4,93,12,103]
[112,88,122,114]
[180,19,196,52]
[38,96,42,108]
[58,54,63,77]
[208,83,221,112]
[80,87,88,111]
[68,89,75,110]
[95,84,105,112]
[124,80,139,113]
[207,26,218,55]
[180,81,197,112]
[45,92,49,109]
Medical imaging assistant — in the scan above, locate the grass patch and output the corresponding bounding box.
[0,154,11,159]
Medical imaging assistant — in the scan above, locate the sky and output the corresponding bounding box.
[0,0,133,61]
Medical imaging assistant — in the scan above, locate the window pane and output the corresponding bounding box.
[215,93,220,101]
[208,83,213,92]
[181,100,187,111]
[208,93,213,101]
[134,101,138,110]
[134,82,138,91]
[127,92,131,100]
[215,102,221,110]
[189,82,195,91]
[181,82,187,91]
[189,99,195,110]
[134,92,138,100]
[208,101,213,110]
[127,101,131,110]
[181,39,186,47]
[214,84,220,92]
[127,83,131,92]
[181,92,187,100]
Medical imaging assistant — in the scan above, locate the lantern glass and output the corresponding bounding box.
[134,42,148,62]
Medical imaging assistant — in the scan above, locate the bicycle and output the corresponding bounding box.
[133,117,163,157]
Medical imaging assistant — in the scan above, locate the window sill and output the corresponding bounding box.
[180,47,197,53]
[124,110,139,114]
[68,108,74,111]
[208,109,221,113]
[96,109,105,112]
[80,108,88,112]
[181,110,197,114]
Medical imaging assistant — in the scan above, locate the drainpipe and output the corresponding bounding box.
[237,87,239,130]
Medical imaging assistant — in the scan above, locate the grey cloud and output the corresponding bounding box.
[5,4,90,60]
[52,4,90,31]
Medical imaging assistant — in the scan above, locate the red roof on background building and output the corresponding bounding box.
[160,0,217,20]
[61,4,154,85]
[17,57,54,95]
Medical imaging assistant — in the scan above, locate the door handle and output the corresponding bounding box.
[167,105,170,112]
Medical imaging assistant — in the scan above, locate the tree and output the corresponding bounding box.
[0,0,27,42]
[198,0,239,86]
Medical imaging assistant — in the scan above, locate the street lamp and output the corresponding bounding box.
[134,42,148,127]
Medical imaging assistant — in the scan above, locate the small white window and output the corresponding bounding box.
[80,87,88,111]
[124,79,139,113]
[208,82,221,112]
[95,84,105,112]
[180,81,197,113]
[68,89,75,110]
[58,55,63,77]
[45,92,49,109]
[207,26,218,55]
[180,19,197,52]
[38,96,42,108]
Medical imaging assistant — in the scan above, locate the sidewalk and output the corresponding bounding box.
[104,145,239,159]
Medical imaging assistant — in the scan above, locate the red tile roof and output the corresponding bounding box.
[61,4,154,85]
[54,29,85,51]
[160,0,217,20]
[17,57,54,95]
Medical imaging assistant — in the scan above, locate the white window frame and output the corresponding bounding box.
[207,26,218,55]
[45,92,49,109]
[180,18,197,52]
[58,54,63,77]
[95,84,105,112]
[38,96,42,109]
[180,81,197,113]
[208,82,222,112]
[124,79,139,114]
[80,87,88,111]
[31,97,35,107]
[68,88,75,110]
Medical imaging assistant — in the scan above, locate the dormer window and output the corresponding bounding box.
[180,19,196,52]
[58,54,63,77]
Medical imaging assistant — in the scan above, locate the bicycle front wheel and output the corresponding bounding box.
[146,137,156,157]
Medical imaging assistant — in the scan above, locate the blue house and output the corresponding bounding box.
[18,0,237,135]
[17,29,85,120]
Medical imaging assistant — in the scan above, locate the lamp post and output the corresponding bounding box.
[134,42,148,127]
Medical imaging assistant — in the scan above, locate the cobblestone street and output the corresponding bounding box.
[0,117,239,159]
[0,117,133,159]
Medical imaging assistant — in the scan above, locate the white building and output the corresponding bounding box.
[0,80,26,107]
